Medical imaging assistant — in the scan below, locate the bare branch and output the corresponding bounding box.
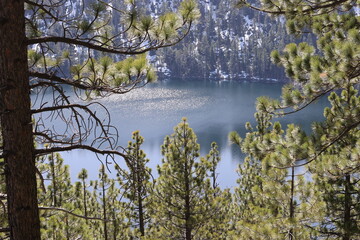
[35,145,127,160]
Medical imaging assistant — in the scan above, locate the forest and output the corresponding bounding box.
[0,0,359,239]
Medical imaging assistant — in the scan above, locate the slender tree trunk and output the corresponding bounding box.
[343,174,351,240]
[101,173,108,240]
[50,153,58,206]
[82,179,88,222]
[184,159,192,240]
[137,176,145,236]
[0,0,41,239]
[112,198,118,240]
[134,146,145,236]
[289,166,295,240]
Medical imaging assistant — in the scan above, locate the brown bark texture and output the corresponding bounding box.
[0,0,41,239]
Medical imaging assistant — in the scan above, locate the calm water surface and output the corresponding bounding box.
[61,79,328,188]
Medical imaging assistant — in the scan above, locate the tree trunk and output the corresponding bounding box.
[137,176,145,236]
[101,170,108,240]
[343,174,351,240]
[82,179,88,222]
[184,158,192,240]
[0,0,41,239]
[289,166,295,240]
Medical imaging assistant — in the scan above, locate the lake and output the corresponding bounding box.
[59,79,328,188]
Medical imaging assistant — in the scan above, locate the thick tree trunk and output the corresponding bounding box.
[0,0,41,239]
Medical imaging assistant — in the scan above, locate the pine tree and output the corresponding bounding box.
[76,169,90,222]
[231,112,322,239]
[37,153,89,240]
[118,130,153,238]
[150,118,229,240]
[203,142,232,240]
[309,88,360,239]
[235,0,360,239]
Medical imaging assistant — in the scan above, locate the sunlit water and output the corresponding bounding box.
[56,79,328,188]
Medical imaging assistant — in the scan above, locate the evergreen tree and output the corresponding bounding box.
[76,169,90,222]
[37,153,90,240]
[118,131,153,238]
[93,165,113,240]
[231,112,323,239]
[150,118,229,240]
[235,0,360,239]
[309,88,360,239]
[203,142,232,240]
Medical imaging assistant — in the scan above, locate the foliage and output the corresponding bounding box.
[232,0,360,239]
[117,130,153,238]
[149,118,230,239]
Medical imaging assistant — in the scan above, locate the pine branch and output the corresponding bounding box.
[29,71,141,94]
[272,118,360,169]
[35,145,128,161]
[24,0,60,21]
[26,28,190,55]
[275,87,335,116]
[32,103,104,115]
[39,206,112,221]
[242,0,350,15]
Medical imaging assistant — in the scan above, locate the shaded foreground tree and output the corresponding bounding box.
[234,0,360,239]
[0,0,199,239]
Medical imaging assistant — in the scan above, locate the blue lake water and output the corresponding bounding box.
[58,79,328,188]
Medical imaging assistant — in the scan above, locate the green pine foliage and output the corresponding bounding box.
[309,88,360,238]
[37,153,91,239]
[117,130,153,238]
[232,114,323,239]
[30,120,230,239]
[233,0,360,239]
[149,118,229,239]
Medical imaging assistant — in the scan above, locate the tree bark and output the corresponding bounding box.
[0,0,41,239]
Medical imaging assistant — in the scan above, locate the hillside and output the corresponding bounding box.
[148,0,314,81]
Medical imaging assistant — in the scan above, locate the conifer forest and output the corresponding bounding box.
[0,0,360,239]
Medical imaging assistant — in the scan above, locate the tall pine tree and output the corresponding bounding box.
[150,118,229,240]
